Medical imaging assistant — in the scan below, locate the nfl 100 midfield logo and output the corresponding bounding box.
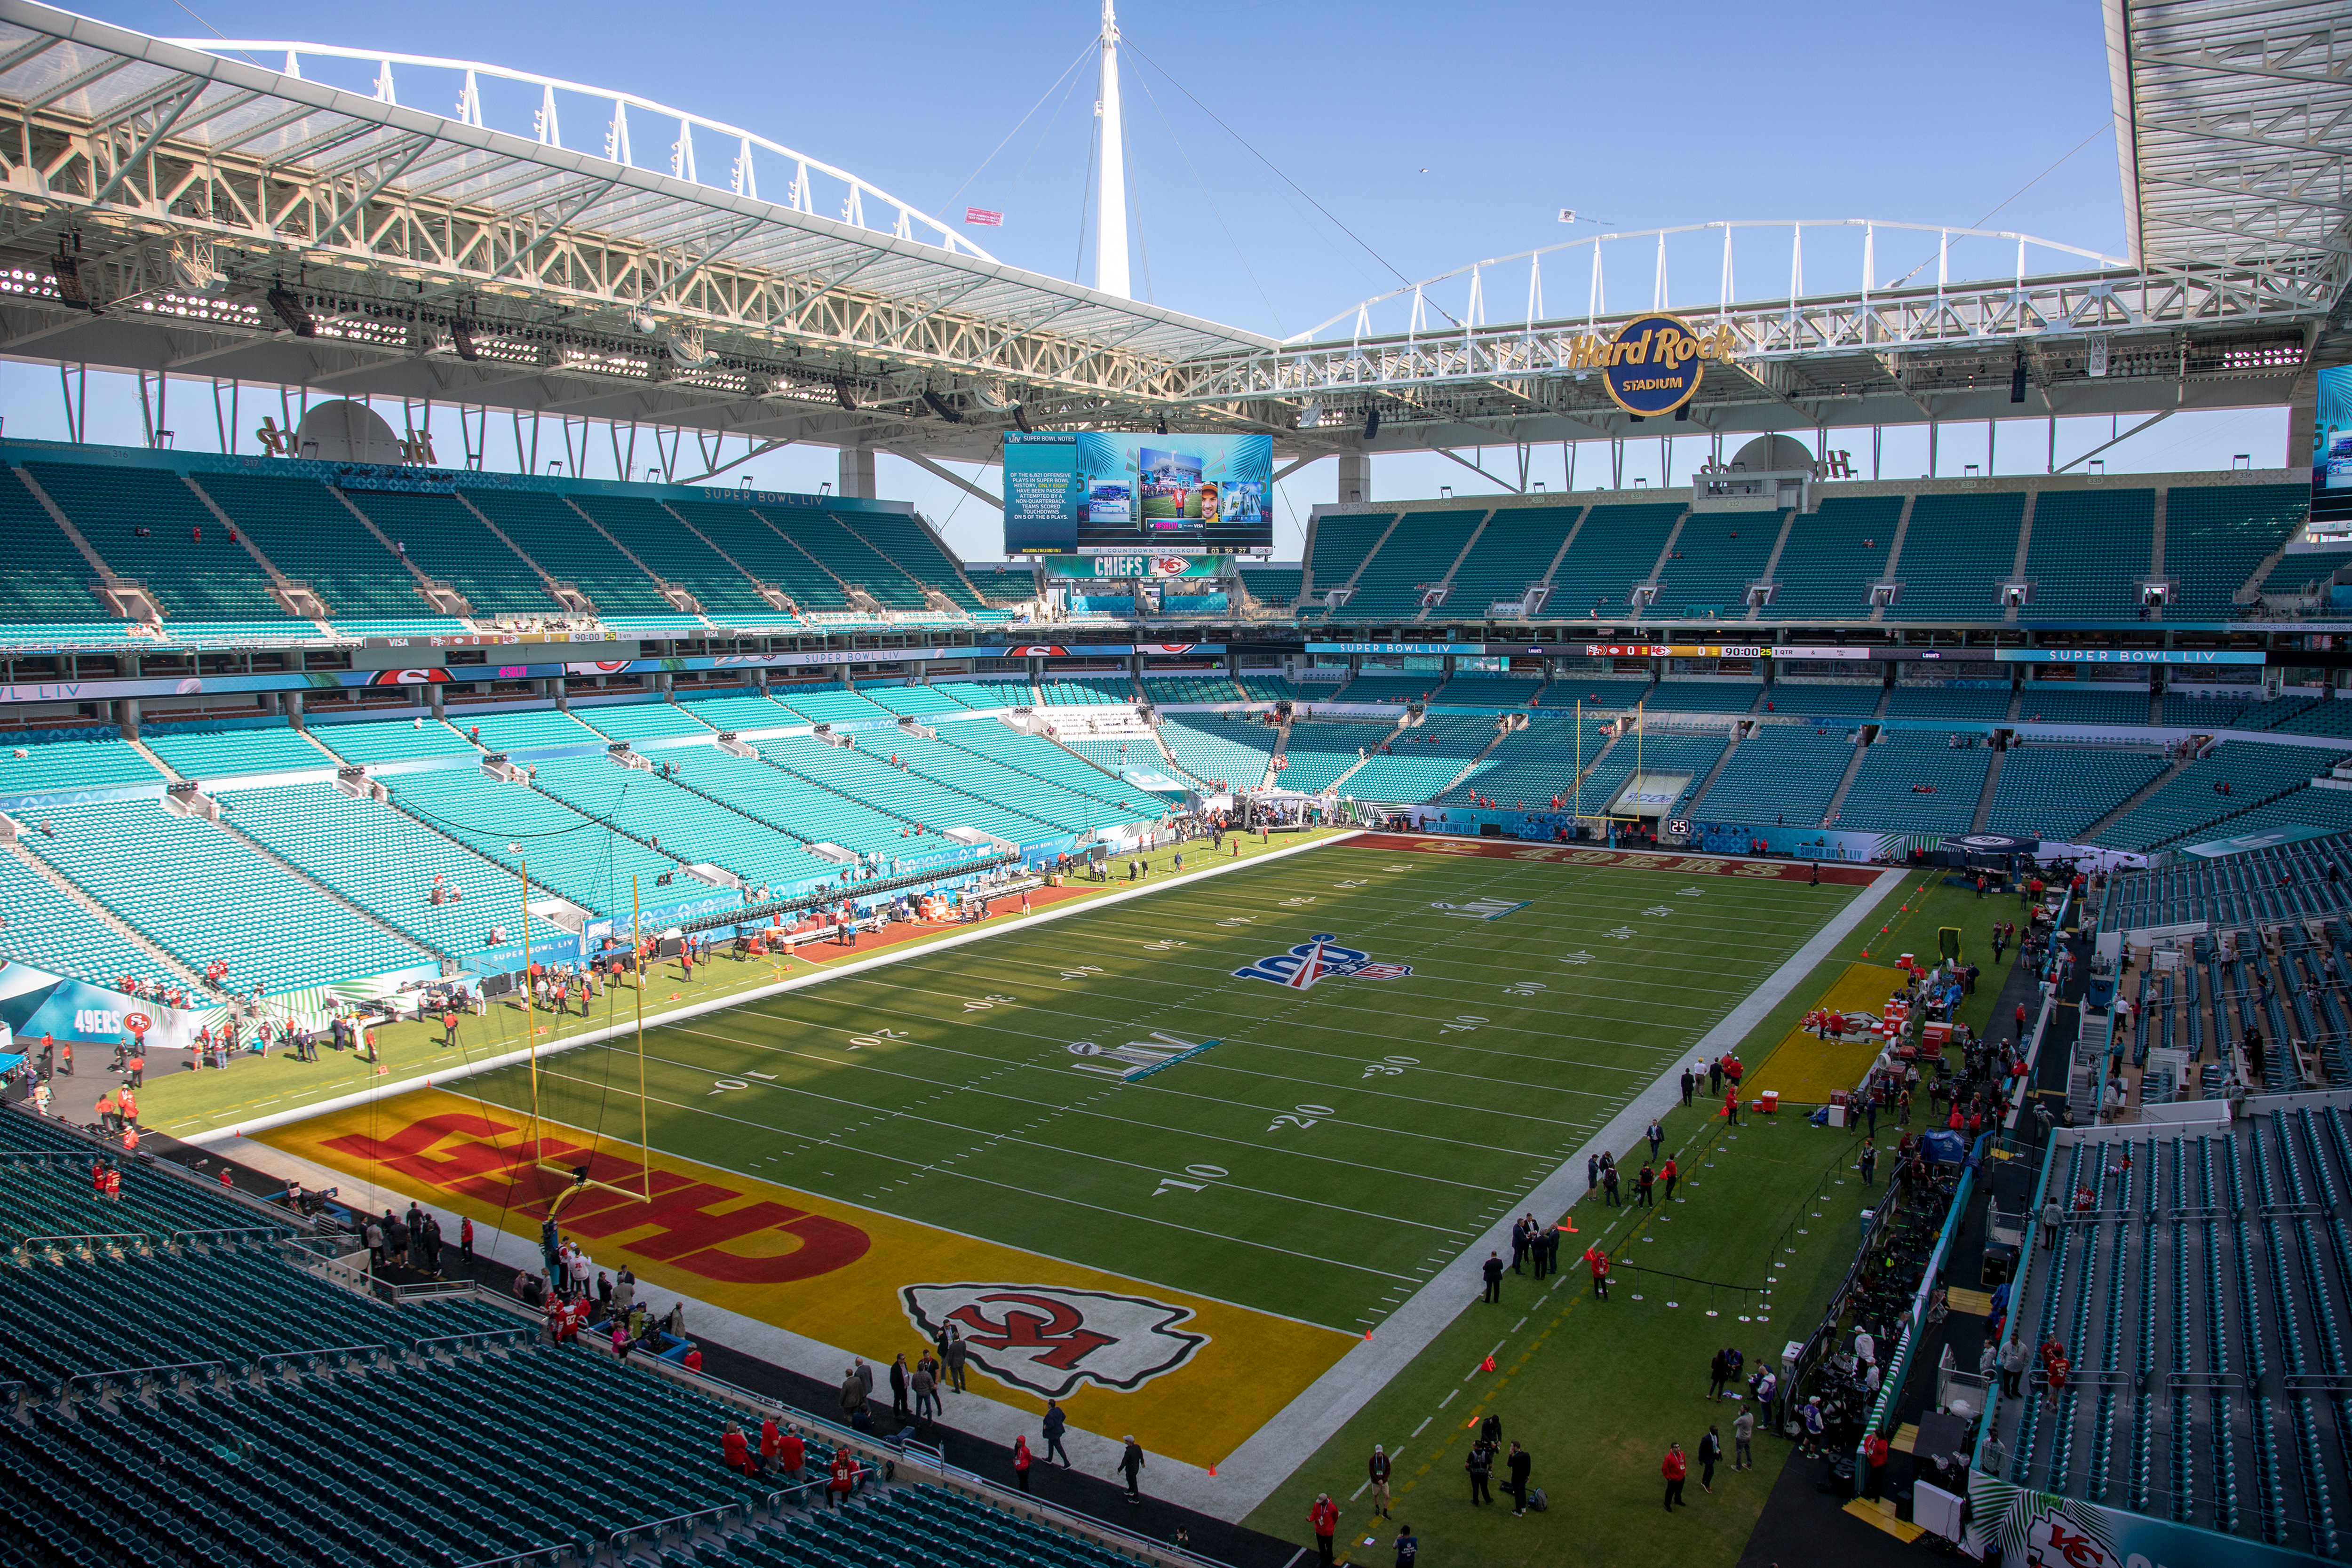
[1232,934,1413,990]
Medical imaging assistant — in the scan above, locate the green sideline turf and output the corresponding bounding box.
[447,843,1863,1334]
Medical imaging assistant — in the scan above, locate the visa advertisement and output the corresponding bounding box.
[1004,432,1273,556]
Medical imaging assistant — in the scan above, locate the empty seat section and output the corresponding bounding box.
[760,505,931,609]
[215,781,523,959]
[1303,513,1397,609]
[1281,719,1406,791]
[1344,510,1481,618]
[1834,732,1990,832]
[0,848,176,990]
[1438,505,1580,618]
[338,490,553,617]
[2018,684,2153,725]
[458,709,603,753]
[1237,670,1297,701]
[527,757,813,886]
[1549,502,1685,617]
[0,731,161,793]
[1884,685,2013,721]
[1038,675,1136,705]
[858,683,972,719]
[670,692,802,733]
[0,465,112,621]
[2261,700,2352,741]
[938,722,1136,804]
[1159,715,1277,790]
[1445,712,1615,808]
[769,682,893,724]
[667,499,848,611]
[1655,511,1784,619]
[1764,496,1901,621]
[1329,672,1444,705]
[1237,565,1302,607]
[1647,680,1762,715]
[1695,725,1856,825]
[570,700,725,744]
[680,749,907,856]
[2092,742,2345,851]
[842,508,985,609]
[572,495,774,614]
[25,801,425,990]
[1886,491,2024,622]
[964,564,1038,602]
[761,734,1049,842]
[1143,673,1246,704]
[2164,484,2307,620]
[306,714,480,765]
[1535,675,1652,710]
[27,462,290,621]
[2026,489,2155,618]
[1343,714,1502,801]
[933,678,1035,708]
[1986,748,2169,840]
[894,733,1135,831]
[195,471,423,618]
[141,720,328,779]
[384,768,690,917]
[1768,679,1885,717]
[1437,673,1544,708]
[466,490,674,615]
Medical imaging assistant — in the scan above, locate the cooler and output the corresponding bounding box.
[1758,1089,1780,1114]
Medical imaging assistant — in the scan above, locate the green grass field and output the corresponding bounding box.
[442,841,1867,1335]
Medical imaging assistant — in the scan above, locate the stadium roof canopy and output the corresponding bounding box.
[0,0,2340,473]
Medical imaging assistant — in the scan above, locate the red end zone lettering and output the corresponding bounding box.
[1342,832,1879,884]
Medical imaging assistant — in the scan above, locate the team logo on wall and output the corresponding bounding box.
[900,1284,1208,1397]
[1232,934,1414,989]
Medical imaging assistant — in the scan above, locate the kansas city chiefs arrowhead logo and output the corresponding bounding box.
[900,1283,1208,1397]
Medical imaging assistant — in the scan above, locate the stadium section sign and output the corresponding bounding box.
[1041,555,1225,579]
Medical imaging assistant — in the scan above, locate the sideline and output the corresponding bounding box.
[1202,865,1913,1520]
[184,828,1359,1148]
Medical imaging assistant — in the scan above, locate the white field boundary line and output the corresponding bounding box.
[1202,866,1911,1520]
[183,829,1362,1147]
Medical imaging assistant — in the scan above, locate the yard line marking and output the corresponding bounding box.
[1411,1417,1431,1437]
[1438,1388,1458,1409]
[1512,1316,1527,1332]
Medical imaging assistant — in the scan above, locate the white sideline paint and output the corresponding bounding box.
[185,828,1360,1146]
[1201,866,1910,1519]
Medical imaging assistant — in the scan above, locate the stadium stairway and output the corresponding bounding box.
[1820,733,1874,825]
[1971,745,2007,832]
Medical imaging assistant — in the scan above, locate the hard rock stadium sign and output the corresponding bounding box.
[1566,314,1740,417]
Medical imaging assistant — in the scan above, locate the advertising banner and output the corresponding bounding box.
[1966,1473,2315,1568]
[1004,432,1273,556]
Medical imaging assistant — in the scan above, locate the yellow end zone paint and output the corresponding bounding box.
[1742,961,1905,1107]
[261,1086,1352,1468]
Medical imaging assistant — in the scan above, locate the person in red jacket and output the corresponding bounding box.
[1309,1494,1341,1566]
[1013,1434,1034,1493]
[1585,1245,1611,1300]
[774,1426,808,1495]
[1662,1441,1688,1509]
[721,1421,754,1476]
[1862,1431,1891,1498]
[827,1448,859,1509]
[758,1416,783,1474]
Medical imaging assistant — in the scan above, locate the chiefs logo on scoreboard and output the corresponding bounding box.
[899,1283,1208,1397]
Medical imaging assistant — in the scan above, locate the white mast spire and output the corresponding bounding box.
[1094,0,1131,299]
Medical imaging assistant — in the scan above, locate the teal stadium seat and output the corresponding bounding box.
[193,471,425,619]
[0,465,113,622]
[1764,497,1900,621]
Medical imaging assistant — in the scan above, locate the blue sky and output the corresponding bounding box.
[2,0,2290,559]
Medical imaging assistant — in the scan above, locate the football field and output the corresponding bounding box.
[265,835,1882,1473]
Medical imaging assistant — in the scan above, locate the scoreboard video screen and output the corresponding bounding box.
[1004,432,1273,555]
